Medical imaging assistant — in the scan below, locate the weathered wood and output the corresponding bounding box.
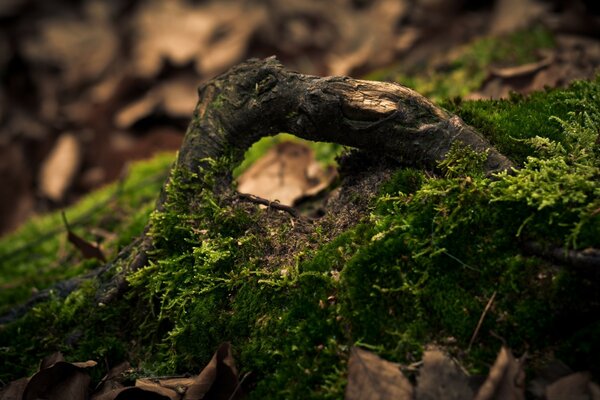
[177,56,513,177]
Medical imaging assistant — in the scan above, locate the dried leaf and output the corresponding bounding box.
[490,56,554,79]
[39,133,82,202]
[528,359,572,397]
[415,348,473,400]
[546,372,600,400]
[0,377,29,400]
[23,358,97,400]
[62,211,107,262]
[474,347,525,400]
[237,142,336,206]
[184,342,242,400]
[344,346,413,400]
[93,362,131,397]
[137,377,195,396]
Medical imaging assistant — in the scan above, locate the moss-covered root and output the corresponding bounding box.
[176,57,513,180]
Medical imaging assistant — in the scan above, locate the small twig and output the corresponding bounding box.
[236,192,300,218]
[468,290,497,352]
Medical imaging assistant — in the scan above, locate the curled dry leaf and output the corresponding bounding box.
[184,342,242,400]
[92,361,131,397]
[62,211,107,262]
[545,372,600,400]
[0,377,29,400]
[415,348,473,400]
[344,346,413,400]
[21,354,96,400]
[237,142,337,207]
[474,347,525,400]
[489,55,554,79]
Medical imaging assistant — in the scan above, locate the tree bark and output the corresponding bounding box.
[177,56,512,178]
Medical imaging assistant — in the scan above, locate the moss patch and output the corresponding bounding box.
[1,71,599,398]
[366,25,555,102]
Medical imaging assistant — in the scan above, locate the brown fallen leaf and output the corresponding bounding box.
[0,377,29,400]
[489,55,554,79]
[22,355,97,400]
[38,133,82,202]
[237,141,336,207]
[474,347,525,400]
[137,377,195,396]
[415,347,473,400]
[344,346,413,400]
[62,211,107,262]
[184,342,242,400]
[92,362,131,398]
[546,372,600,400]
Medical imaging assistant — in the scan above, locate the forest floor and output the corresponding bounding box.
[1,1,600,399]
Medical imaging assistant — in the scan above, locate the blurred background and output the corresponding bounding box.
[0,0,599,235]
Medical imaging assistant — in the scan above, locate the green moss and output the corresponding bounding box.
[1,58,599,397]
[367,25,555,102]
[0,152,174,315]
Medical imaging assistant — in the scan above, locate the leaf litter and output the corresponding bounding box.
[0,343,242,400]
[344,346,599,400]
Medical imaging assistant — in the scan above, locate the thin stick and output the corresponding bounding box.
[236,192,299,218]
[468,290,497,352]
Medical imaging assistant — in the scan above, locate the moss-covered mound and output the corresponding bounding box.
[1,60,599,399]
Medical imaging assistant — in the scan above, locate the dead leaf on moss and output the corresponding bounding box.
[0,377,29,400]
[237,142,337,207]
[184,342,242,400]
[489,55,554,79]
[415,348,473,400]
[345,346,413,400]
[21,353,96,400]
[545,372,600,400]
[92,362,131,397]
[474,347,525,400]
[62,211,106,262]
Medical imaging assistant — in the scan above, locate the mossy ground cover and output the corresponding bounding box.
[1,31,599,398]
